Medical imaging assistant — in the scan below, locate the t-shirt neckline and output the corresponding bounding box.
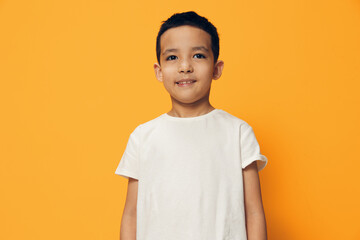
[163,108,221,120]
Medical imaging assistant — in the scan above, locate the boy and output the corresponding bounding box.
[115,11,268,240]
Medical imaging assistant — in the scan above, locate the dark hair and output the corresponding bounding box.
[156,11,220,64]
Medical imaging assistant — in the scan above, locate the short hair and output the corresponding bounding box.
[156,11,220,64]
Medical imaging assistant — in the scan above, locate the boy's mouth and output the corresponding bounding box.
[175,80,196,86]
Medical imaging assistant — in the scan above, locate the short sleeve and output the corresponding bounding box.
[240,123,268,172]
[115,125,141,180]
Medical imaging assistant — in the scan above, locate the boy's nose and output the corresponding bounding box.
[178,59,194,73]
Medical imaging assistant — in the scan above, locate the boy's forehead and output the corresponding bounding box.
[160,25,212,52]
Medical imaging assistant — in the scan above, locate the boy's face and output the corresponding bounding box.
[154,25,224,105]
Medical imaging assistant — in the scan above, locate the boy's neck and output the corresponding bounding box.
[167,100,215,118]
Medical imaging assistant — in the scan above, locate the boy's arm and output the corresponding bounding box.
[120,177,138,240]
[243,161,267,240]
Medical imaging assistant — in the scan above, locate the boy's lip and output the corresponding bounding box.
[175,79,197,84]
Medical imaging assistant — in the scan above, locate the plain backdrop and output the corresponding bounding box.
[1,0,359,239]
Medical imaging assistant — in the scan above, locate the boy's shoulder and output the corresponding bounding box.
[128,113,165,135]
[217,109,248,124]
[215,109,253,130]
[136,112,165,129]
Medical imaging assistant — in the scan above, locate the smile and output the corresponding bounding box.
[176,80,196,87]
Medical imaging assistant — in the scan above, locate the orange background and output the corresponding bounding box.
[1,0,359,239]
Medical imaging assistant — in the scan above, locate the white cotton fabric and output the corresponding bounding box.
[115,109,267,240]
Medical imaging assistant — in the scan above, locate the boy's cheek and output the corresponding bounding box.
[162,67,177,78]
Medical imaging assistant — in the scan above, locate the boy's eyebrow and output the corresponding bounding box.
[162,48,178,55]
[162,46,209,55]
[192,46,209,52]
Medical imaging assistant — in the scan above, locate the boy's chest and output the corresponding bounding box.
[139,125,242,186]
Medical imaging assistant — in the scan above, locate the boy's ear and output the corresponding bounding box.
[212,60,224,80]
[153,63,163,82]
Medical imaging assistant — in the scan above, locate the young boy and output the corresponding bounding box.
[115,11,268,240]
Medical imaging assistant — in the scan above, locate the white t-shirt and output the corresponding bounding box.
[115,109,267,240]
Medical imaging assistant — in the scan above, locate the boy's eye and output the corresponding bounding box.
[166,55,177,61]
[194,53,206,59]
